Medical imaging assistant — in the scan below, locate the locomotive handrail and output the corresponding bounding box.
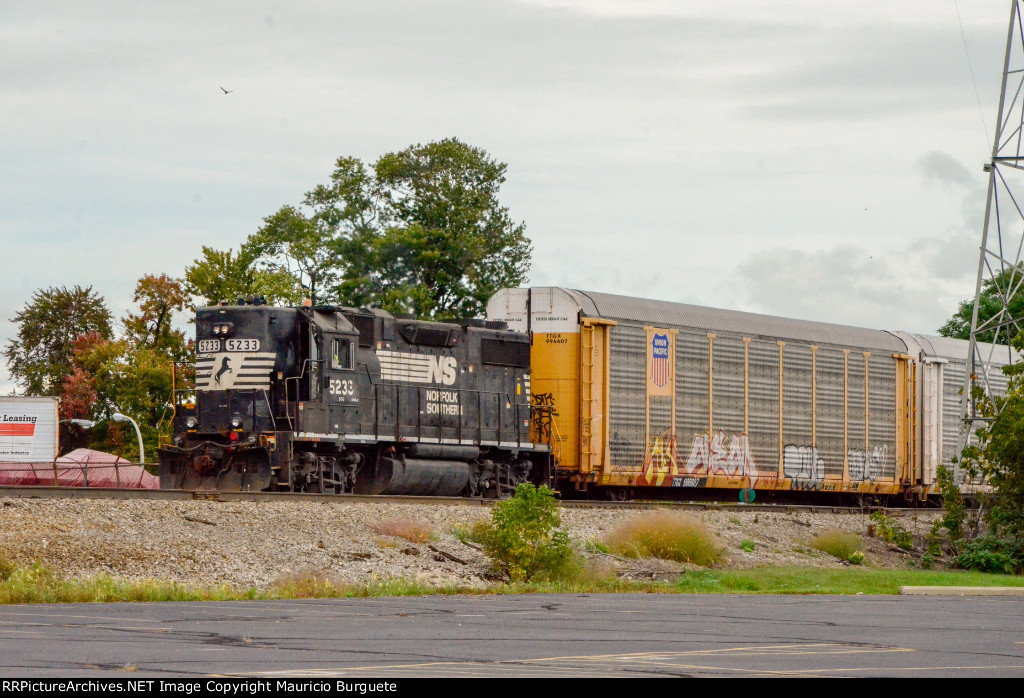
[260,389,278,433]
[158,361,197,447]
[282,358,323,432]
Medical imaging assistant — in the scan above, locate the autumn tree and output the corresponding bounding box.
[71,337,175,462]
[47,276,194,461]
[4,286,113,395]
[122,274,192,360]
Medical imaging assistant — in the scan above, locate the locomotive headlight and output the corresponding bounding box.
[213,326,220,335]
[231,417,243,429]
[185,417,198,429]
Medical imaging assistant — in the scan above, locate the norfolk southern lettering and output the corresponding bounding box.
[158,301,547,498]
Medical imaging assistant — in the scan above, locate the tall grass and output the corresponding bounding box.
[0,562,252,604]
[604,511,724,566]
[371,518,436,544]
[809,530,863,563]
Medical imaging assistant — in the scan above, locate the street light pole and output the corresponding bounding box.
[112,413,145,465]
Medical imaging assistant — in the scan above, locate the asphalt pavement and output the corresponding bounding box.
[0,593,1021,677]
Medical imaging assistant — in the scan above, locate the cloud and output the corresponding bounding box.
[912,152,987,280]
[731,244,951,334]
[918,151,977,189]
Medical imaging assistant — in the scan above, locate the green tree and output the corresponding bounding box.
[940,266,1024,345]
[4,286,113,395]
[244,205,347,305]
[183,246,302,308]
[248,138,531,319]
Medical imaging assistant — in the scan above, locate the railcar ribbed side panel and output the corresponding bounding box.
[608,324,646,466]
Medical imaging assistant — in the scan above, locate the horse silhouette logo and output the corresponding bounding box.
[215,357,233,385]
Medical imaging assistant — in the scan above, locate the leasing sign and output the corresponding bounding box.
[0,397,58,462]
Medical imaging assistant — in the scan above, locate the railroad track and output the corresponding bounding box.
[0,486,934,514]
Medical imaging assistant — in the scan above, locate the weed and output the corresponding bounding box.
[270,571,349,598]
[371,518,436,544]
[586,540,611,554]
[729,516,742,526]
[451,524,473,545]
[604,511,724,566]
[0,555,16,583]
[809,530,863,563]
[935,465,966,543]
[869,511,914,550]
[740,539,756,553]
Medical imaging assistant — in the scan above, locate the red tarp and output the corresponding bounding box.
[0,448,159,489]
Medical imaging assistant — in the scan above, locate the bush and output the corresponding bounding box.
[869,511,914,550]
[473,483,576,582]
[809,530,864,563]
[604,511,724,566]
[953,535,1024,575]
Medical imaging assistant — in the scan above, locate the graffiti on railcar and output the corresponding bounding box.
[783,444,824,483]
[684,431,756,476]
[847,446,887,482]
[635,429,678,486]
[530,392,558,445]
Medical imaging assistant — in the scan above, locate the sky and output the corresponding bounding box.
[0,0,1015,394]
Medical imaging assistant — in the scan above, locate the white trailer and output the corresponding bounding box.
[0,397,59,462]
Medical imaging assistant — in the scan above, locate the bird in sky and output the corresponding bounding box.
[220,86,233,94]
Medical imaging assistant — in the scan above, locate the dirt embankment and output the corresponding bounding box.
[0,498,942,589]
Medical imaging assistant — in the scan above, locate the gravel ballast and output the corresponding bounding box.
[0,497,943,589]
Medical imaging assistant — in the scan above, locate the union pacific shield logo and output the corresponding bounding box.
[651,333,670,388]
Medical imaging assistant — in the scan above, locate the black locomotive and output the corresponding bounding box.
[157,300,550,497]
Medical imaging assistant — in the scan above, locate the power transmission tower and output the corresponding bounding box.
[960,0,1024,461]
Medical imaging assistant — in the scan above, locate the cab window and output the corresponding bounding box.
[332,338,354,370]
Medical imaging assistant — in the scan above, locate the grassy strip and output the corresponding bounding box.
[673,566,1024,595]
[0,563,1023,604]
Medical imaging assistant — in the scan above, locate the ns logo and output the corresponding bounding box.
[428,356,458,386]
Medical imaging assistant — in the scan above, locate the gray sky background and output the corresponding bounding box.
[0,0,1013,394]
